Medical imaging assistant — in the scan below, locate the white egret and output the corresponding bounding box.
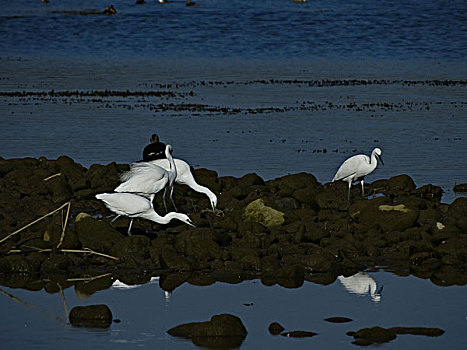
[115,144,178,212]
[332,147,383,199]
[95,192,195,235]
[149,158,218,210]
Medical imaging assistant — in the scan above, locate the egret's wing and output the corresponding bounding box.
[97,193,151,216]
[117,163,168,195]
[333,155,368,182]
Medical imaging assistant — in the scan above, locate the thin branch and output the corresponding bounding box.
[0,202,70,245]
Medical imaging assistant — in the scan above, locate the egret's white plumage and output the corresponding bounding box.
[149,158,218,210]
[115,144,177,212]
[332,148,383,198]
[95,192,194,234]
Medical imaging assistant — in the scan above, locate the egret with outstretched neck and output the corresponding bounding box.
[115,144,178,212]
[95,192,195,235]
[149,158,218,210]
[332,147,383,200]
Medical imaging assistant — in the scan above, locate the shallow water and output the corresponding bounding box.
[1,271,466,349]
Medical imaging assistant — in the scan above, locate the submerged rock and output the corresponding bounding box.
[69,304,113,328]
[167,313,247,348]
[324,316,353,323]
[388,327,445,337]
[281,330,318,338]
[268,322,285,335]
[349,326,397,345]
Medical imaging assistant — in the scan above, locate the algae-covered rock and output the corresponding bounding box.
[243,198,285,227]
[69,304,113,328]
[325,316,353,323]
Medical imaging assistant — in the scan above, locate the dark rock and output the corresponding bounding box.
[69,304,113,328]
[0,255,33,274]
[387,175,416,195]
[281,330,318,337]
[75,216,124,253]
[351,326,397,344]
[74,275,113,297]
[445,197,467,233]
[453,183,467,192]
[349,198,419,232]
[160,246,192,271]
[415,184,443,199]
[315,182,350,210]
[268,322,285,335]
[110,235,151,267]
[388,327,445,337]
[167,313,247,339]
[325,316,353,323]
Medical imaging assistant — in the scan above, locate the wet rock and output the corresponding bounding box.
[276,265,305,288]
[315,182,349,210]
[325,316,353,323]
[349,198,419,232]
[453,183,467,192]
[159,272,189,292]
[40,254,73,273]
[387,175,416,195]
[160,246,192,271]
[444,197,467,233]
[69,304,113,328]
[167,314,247,347]
[242,198,285,227]
[281,330,318,338]
[110,235,151,267]
[0,255,34,274]
[349,326,397,345]
[415,184,443,199]
[74,275,113,297]
[388,326,445,337]
[75,216,123,253]
[85,163,121,191]
[268,322,285,335]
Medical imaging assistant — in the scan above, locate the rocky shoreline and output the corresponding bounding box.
[0,156,466,293]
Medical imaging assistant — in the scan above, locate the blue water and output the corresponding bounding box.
[1,272,467,350]
[1,0,466,61]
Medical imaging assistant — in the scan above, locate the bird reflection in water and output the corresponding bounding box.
[337,272,382,302]
[112,276,172,302]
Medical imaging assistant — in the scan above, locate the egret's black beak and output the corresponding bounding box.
[187,219,196,228]
[377,154,384,166]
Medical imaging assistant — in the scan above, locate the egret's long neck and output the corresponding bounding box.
[370,153,378,169]
[147,211,172,225]
[166,153,177,179]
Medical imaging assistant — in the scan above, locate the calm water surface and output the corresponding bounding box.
[0,0,466,349]
[1,271,467,349]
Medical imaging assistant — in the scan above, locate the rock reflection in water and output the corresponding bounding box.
[111,276,172,301]
[337,272,382,302]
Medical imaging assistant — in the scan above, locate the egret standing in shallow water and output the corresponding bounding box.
[332,148,383,200]
[115,144,178,212]
[95,192,195,235]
